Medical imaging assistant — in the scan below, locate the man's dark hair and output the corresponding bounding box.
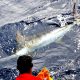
[17,55,33,74]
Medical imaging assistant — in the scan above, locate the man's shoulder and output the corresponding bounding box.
[16,74,41,80]
[26,75,41,80]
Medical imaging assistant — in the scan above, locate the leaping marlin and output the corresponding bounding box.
[0,23,75,63]
[15,24,74,56]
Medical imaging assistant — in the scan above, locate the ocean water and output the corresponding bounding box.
[0,0,80,80]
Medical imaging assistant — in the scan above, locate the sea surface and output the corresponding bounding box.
[0,0,80,80]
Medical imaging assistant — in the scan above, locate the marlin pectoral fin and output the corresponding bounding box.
[16,31,26,47]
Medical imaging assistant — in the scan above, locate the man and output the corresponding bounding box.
[16,55,41,80]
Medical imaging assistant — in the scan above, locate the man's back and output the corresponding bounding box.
[16,73,41,80]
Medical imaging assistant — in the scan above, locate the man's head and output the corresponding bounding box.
[17,55,33,74]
